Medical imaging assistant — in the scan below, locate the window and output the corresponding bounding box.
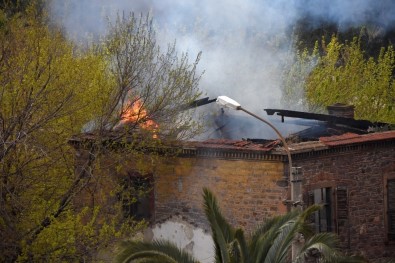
[308,188,333,232]
[117,171,153,220]
[386,178,395,241]
[307,186,350,247]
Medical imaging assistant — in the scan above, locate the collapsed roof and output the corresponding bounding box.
[70,98,394,156]
[264,108,391,142]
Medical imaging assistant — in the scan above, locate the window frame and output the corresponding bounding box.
[306,185,350,248]
[308,187,334,233]
[384,174,395,244]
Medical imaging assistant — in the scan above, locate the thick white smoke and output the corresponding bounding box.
[50,0,298,111]
[50,0,395,139]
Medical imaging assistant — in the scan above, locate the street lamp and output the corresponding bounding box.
[217,96,303,260]
[216,96,294,202]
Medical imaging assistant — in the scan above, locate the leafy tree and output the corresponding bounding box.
[0,0,38,16]
[306,36,395,123]
[116,188,363,263]
[282,35,395,124]
[0,3,203,262]
[101,13,203,140]
[0,3,118,261]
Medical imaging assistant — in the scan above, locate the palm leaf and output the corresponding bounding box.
[264,218,298,263]
[115,190,357,263]
[203,187,235,263]
[250,209,300,247]
[250,210,299,263]
[258,206,323,263]
[115,239,200,263]
[275,206,326,263]
[295,233,367,263]
[293,232,340,263]
[228,228,248,263]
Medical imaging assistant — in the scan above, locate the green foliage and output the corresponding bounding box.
[102,13,203,140]
[0,0,39,16]
[0,3,155,263]
[117,240,200,263]
[1,2,204,261]
[116,188,364,263]
[283,35,395,123]
[306,36,395,123]
[0,4,120,261]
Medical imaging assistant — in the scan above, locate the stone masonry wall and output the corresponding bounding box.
[293,143,395,262]
[154,157,288,234]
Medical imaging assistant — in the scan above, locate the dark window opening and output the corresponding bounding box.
[117,172,153,221]
[334,187,350,248]
[307,186,349,247]
[308,188,333,232]
[388,179,395,241]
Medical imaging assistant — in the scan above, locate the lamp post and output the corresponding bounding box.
[216,95,299,259]
[216,96,293,193]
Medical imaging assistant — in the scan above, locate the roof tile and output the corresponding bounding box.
[320,131,395,146]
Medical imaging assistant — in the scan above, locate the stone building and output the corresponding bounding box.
[70,105,395,262]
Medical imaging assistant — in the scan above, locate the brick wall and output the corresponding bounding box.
[154,157,288,234]
[73,149,288,235]
[294,143,395,262]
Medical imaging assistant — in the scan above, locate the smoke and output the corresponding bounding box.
[50,0,299,111]
[50,0,395,138]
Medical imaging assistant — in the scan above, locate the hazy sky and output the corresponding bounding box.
[50,0,395,138]
[50,0,395,110]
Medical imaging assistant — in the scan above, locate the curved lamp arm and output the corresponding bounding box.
[215,96,293,187]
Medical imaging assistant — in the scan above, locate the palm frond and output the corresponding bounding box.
[210,217,231,263]
[264,218,298,263]
[250,209,300,246]
[115,191,357,263]
[299,204,321,221]
[203,187,234,263]
[115,239,200,263]
[275,206,325,263]
[293,232,338,263]
[250,210,299,263]
[203,188,234,242]
[228,228,248,263]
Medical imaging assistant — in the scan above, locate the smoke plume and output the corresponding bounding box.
[50,0,395,138]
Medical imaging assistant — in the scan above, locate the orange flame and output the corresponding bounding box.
[120,99,158,138]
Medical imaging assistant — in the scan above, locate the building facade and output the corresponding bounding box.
[293,132,395,261]
[70,130,395,262]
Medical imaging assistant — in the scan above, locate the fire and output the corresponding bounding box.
[119,99,159,138]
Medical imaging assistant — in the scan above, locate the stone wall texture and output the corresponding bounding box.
[73,138,395,262]
[294,142,395,262]
[154,157,288,234]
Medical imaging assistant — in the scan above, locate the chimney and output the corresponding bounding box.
[327,103,355,118]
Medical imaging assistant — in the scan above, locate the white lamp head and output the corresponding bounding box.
[216,96,241,110]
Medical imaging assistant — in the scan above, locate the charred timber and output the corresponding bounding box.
[265,109,390,131]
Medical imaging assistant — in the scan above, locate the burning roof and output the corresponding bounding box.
[190,138,280,151]
[71,99,395,159]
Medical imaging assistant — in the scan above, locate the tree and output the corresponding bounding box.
[282,35,395,124]
[0,3,118,261]
[306,36,395,123]
[0,3,203,262]
[100,12,203,140]
[115,188,363,263]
